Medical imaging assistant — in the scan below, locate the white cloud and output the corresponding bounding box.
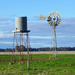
[0,23,15,25]
[0,42,12,44]
[0,18,14,21]
[30,36,52,39]
[10,14,16,17]
[62,17,75,24]
[0,17,75,48]
[0,34,13,38]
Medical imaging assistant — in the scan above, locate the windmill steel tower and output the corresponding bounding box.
[12,16,30,69]
[40,11,62,58]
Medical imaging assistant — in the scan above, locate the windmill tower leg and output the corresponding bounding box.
[53,26,57,59]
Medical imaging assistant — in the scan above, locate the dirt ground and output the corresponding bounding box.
[0,51,75,55]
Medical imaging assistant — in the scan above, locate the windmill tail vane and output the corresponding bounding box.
[40,14,46,20]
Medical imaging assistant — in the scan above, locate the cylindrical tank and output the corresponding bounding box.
[15,17,27,32]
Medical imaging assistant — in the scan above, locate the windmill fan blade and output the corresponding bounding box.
[40,14,46,20]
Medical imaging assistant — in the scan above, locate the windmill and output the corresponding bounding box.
[40,11,62,59]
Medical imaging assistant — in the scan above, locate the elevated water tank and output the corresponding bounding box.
[15,17,27,32]
[12,16,30,33]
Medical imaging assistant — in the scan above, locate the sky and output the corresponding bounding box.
[0,0,75,49]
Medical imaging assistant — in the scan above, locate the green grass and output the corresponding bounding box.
[0,54,75,75]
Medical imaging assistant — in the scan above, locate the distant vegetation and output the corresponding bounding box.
[38,47,75,51]
[0,47,75,52]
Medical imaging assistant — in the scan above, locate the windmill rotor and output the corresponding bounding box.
[47,11,62,27]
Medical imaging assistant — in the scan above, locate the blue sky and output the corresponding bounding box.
[0,0,75,49]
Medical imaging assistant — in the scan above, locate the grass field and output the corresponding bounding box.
[0,54,75,75]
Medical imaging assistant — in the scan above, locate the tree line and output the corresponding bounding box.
[0,47,75,52]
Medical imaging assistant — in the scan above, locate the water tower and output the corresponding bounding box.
[12,16,30,69]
